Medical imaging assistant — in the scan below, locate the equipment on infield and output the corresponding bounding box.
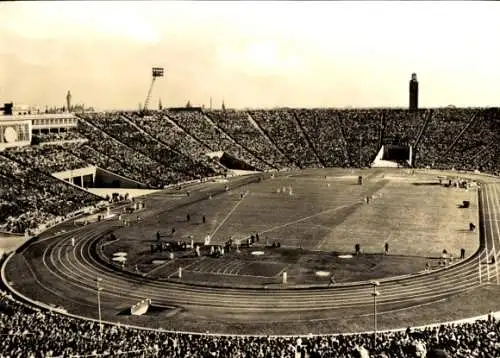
[130,298,151,316]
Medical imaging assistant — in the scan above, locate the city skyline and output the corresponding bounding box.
[1,1,499,110]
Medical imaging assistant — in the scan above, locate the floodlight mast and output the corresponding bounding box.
[143,67,164,114]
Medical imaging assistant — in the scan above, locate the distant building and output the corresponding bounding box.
[409,73,418,111]
[0,101,79,150]
[1,103,13,115]
[9,104,44,116]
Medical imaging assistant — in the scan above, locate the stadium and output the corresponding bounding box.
[1,99,499,356]
[1,2,500,357]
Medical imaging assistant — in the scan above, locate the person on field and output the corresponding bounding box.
[329,273,336,286]
[385,242,389,255]
[355,243,361,255]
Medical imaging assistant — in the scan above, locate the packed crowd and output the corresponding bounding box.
[31,130,86,144]
[125,112,226,175]
[166,109,274,171]
[2,283,500,357]
[75,119,180,188]
[427,108,500,175]
[416,108,479,170]
[335,109,382,168]
[206,110,295,169]
[0,106,499,356]
[0,155,100,233]
[4,108,497,179]
[248,109,323,168]
[80,112,214,182]
[292,109,349,168]
[381,109,429,151]
[2,144,89,173]
[2,128,184,190]
[1,106,497,233]
[235,107,496,172]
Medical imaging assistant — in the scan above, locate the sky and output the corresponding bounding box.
[0,1,499,110]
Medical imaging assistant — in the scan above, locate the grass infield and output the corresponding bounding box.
[103,169,479,287]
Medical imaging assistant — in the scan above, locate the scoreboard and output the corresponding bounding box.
[0,120,32,150]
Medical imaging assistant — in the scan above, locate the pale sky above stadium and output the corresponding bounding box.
[0,1,499,110]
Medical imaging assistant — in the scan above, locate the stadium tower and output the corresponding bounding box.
[66,90,72,112]
[409,73,418,111]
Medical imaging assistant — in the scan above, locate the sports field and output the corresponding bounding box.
[101,168,479,286]
[5,168,498,335]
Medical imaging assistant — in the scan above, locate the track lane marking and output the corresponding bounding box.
[7,179,496,332]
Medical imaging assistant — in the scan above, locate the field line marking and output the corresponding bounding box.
[228,263,240,275]
[101,238,120,247]
[222,262,237,275]
[145,259,178,277]
[181,269,272,279]
[210,194,247,240]
[260,203,353,235]
[183,257,206,270]
[166,257,205,278]
[275,265,290,278]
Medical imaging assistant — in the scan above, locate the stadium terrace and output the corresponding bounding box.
[0,103,499,358]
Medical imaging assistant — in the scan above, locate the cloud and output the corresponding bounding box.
[216,41,303,77]
[1,1,499,108]
[0,2,160,44]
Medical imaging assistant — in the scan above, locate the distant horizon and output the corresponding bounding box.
[2,104,494,115]
[1,1,499,109]
[2,80,497,111]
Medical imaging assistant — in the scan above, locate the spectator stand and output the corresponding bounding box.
[124,111,227,176]
[166,109,273,171]
[205,109,290,170]
[249,109,322,168]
